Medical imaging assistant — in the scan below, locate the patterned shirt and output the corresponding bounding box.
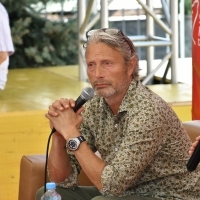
[58,80,200,200]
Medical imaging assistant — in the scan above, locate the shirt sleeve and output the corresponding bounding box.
[0,3,14,54]
[100,118,164,196]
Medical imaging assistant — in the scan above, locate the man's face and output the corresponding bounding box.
[85,42,134,99]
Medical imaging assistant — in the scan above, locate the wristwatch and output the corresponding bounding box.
[67,136,86,151]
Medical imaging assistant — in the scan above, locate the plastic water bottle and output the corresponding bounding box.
[41,182,61,200]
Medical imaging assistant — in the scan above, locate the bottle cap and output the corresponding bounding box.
[46,182,56,189]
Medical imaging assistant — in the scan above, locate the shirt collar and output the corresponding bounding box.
[118,79,138,113]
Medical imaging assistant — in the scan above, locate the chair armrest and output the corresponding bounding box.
[182,120,200,142]
[18,154,94,200]
[18,154,48,200]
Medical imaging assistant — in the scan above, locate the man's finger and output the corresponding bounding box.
[52,100,65,110]
[60,98,71,109]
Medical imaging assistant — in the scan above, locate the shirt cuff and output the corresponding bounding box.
[100,165,114,196]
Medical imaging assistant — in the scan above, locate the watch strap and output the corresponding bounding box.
[77,136,86,143]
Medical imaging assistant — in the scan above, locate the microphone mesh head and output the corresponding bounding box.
[81,87,94,100]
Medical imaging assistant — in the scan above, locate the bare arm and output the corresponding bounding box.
[0,52,8,64]
[73,141,106,190]
[48,132,72,182]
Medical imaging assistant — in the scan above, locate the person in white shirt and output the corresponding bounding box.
[0,3,14,90]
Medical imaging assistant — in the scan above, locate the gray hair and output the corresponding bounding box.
[83,29,139,81]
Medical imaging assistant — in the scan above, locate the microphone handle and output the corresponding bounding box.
[187,141,200,171]
[51,96,87,134]
[73,96,87,112]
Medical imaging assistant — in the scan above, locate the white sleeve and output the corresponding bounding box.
[0,3,14,55]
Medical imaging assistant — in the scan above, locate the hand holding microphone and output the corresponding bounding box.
[48,87,94,134]
[187,137,200,171]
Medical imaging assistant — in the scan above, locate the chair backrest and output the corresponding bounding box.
[182,120,200,142]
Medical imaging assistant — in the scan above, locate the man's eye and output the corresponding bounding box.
[104,61,111,66]
[87,63,95,70]
[88,63,94,68]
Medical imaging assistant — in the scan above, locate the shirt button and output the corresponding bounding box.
[114,124,118,128]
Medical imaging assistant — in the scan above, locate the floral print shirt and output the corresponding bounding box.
[58,80,200,200]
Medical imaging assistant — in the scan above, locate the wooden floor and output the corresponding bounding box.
[0,65,192,200]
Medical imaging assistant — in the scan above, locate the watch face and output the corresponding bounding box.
[67,136,85,151]
[68,139,79,150]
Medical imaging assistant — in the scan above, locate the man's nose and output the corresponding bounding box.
[95,65,104,78]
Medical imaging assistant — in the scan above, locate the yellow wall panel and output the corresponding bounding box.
[0,111,51,200]
[171,105,192,122]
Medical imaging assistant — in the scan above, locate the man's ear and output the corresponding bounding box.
[128,57,136,76]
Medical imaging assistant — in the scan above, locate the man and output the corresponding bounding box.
[36,29,200,200]
[0,3,14,90]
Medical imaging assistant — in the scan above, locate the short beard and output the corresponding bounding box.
[93,78,130,99]
[95,85,116,98]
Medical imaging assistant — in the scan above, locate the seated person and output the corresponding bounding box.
[36,29,200,200]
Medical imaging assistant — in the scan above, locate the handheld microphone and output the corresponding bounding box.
[186,142,200,171]
[73,87,94,112]
[51,87,94,134]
